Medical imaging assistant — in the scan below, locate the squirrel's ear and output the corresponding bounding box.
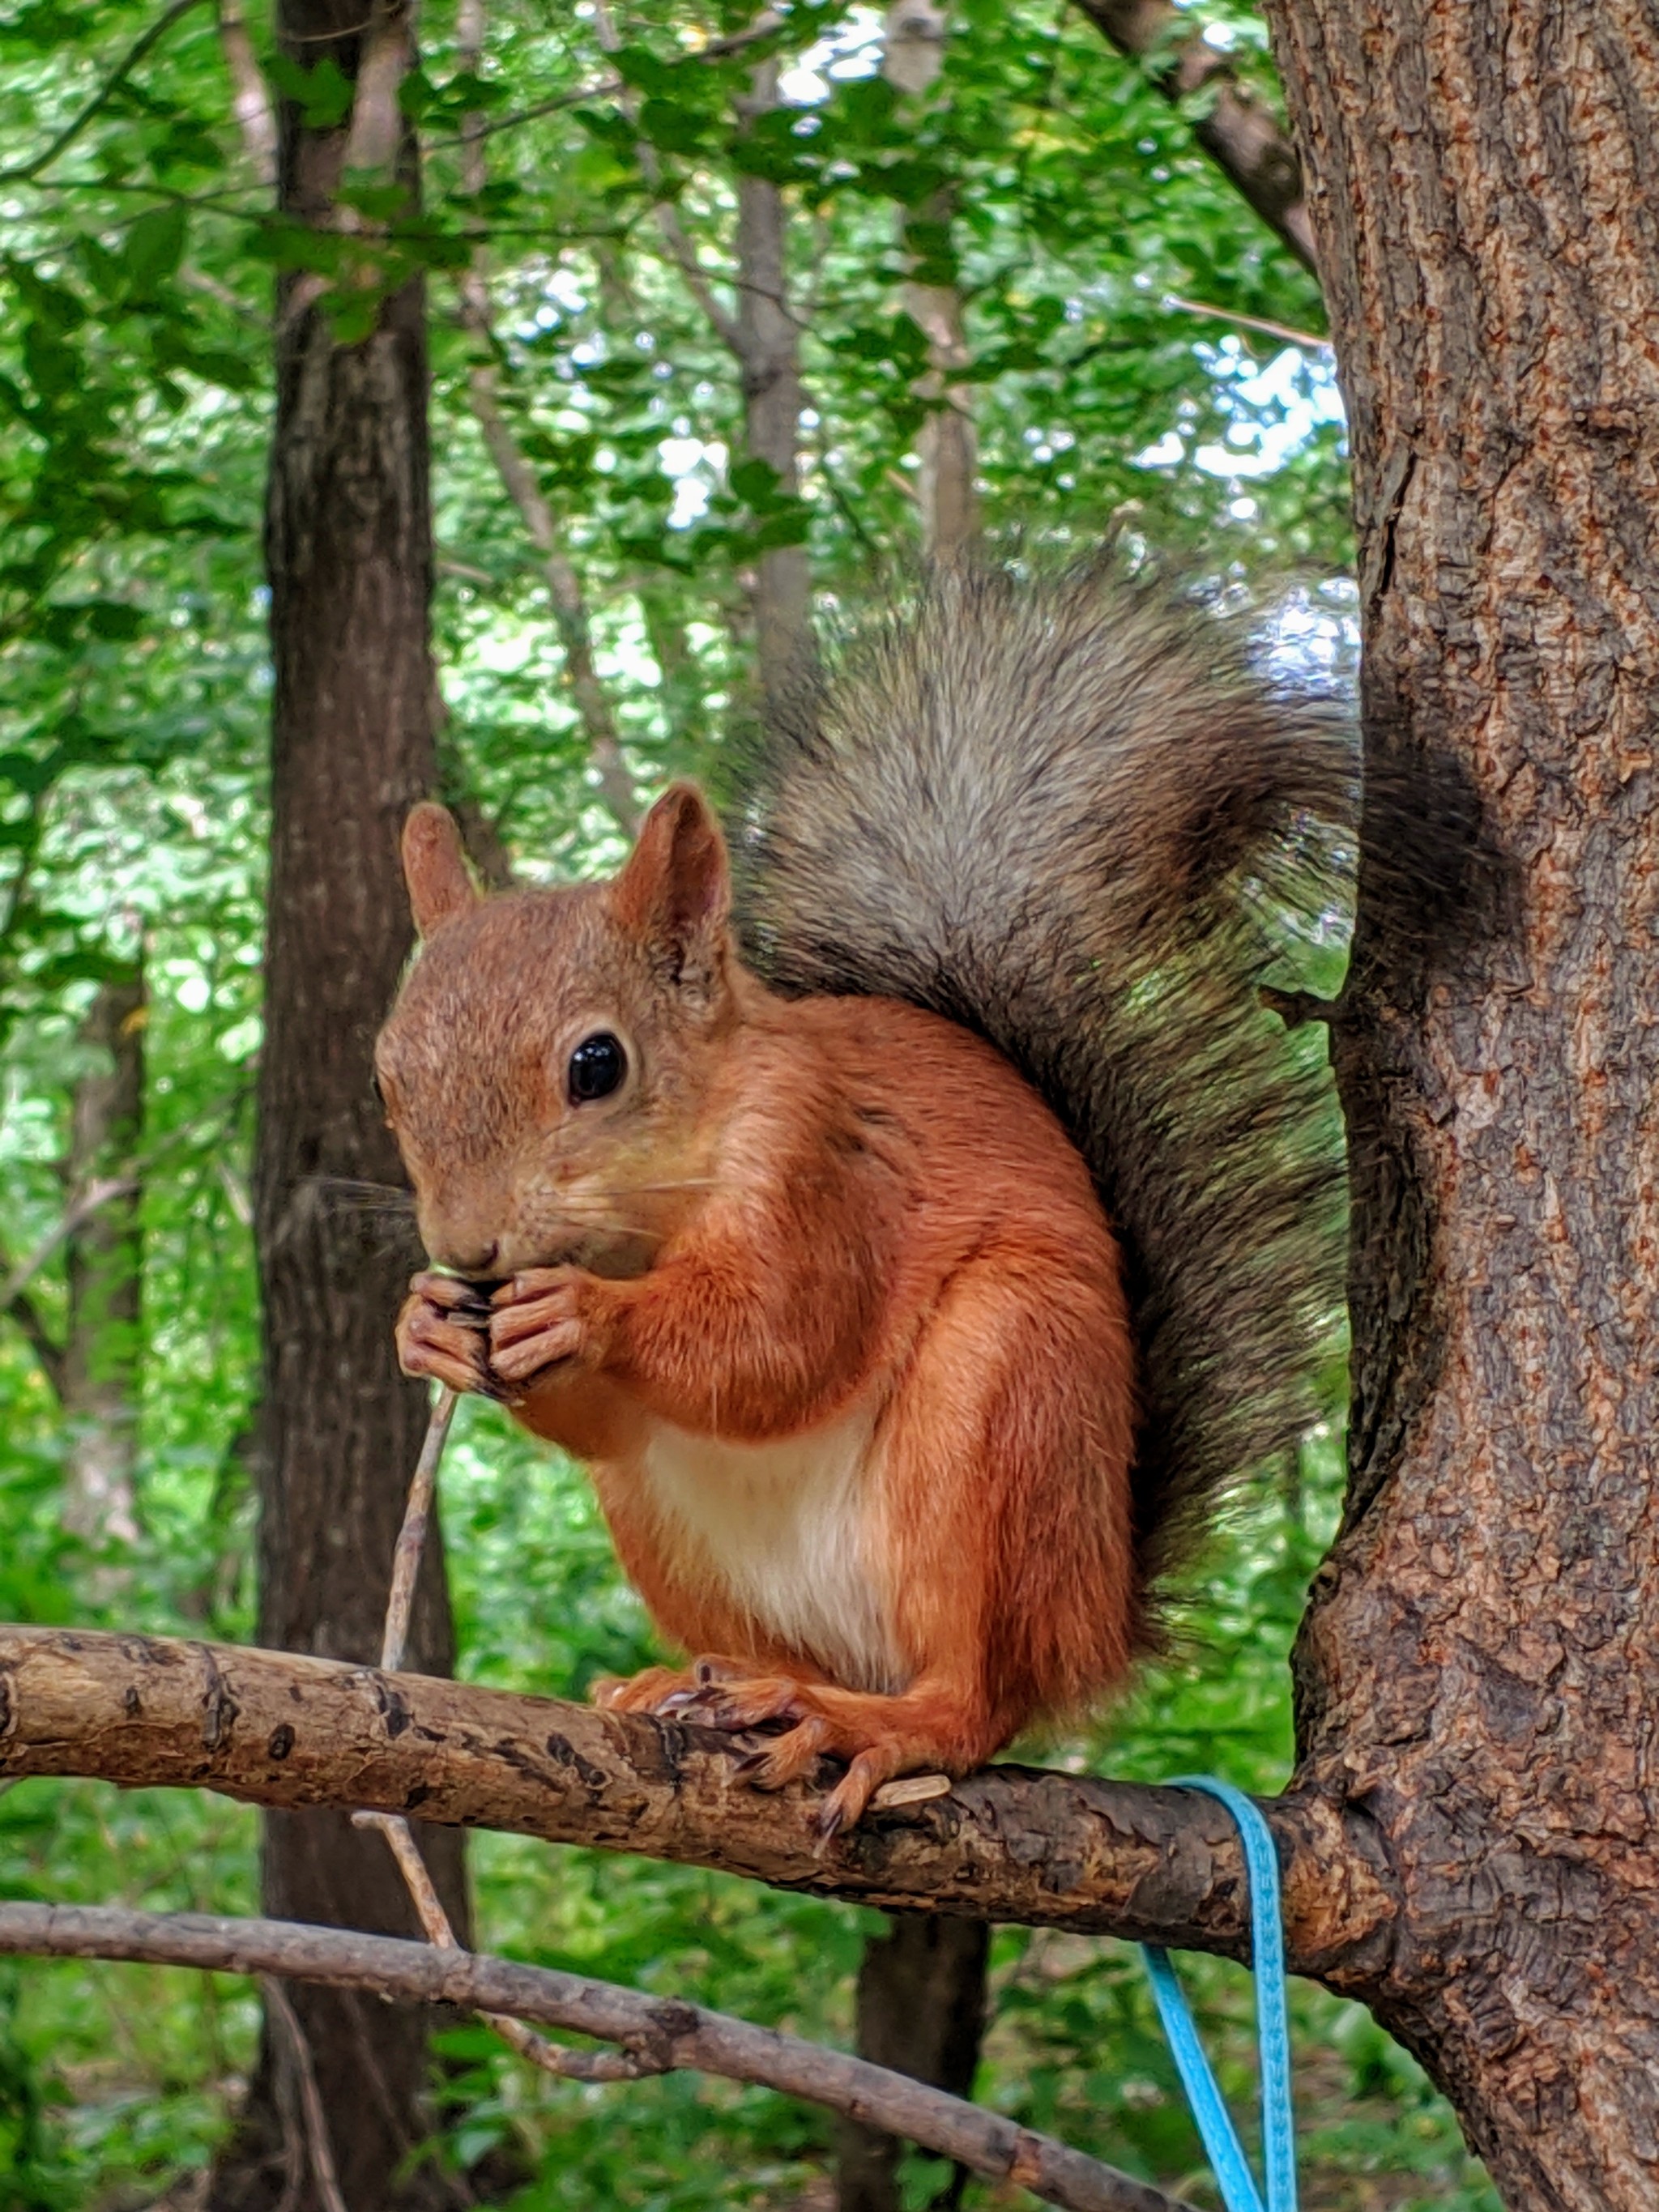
[403,803,479,938]
[612,783,731,999]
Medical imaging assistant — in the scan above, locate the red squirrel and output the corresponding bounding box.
[377,563,1356,1837]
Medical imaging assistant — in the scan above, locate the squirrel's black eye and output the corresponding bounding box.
[567,1031,627,1104]
[371,1068,387,1110]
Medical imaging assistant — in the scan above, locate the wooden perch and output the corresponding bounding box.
[0,1625,1391,1977]
[0,1903,1190,2212]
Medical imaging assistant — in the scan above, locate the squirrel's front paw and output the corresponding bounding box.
[396,1272,499,1398]
[489,1268,607,1392]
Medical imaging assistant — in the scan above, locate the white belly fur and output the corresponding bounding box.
[639,1403,906,1694]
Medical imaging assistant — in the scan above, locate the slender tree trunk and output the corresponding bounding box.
[837,28,984,2206]
[733,57,812,706]
[61,965,145,1548]
[216,0,278,186]
[639,585,710,760]
[592,9,811,707]
[454,0,637,837]
[838,1914,989,2212]
[884,0,977,562]
[209,6,468,2207]
[1262,6,1659,2206]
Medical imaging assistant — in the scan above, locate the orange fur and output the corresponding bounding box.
[379,787,1137,1834]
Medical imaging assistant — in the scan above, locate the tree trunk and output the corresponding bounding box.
[839,1914,988,2212]
[1262,6,1659,2206]
[61,965,145,1548]
[884,0,977,563]
[733,57,812,707]
[209,6,468,2207]
[838,31,983,2204]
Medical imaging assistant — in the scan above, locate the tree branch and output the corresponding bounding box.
[0,1624,1392,1976]
[0,1285,65,1402]
[215,0,279,187]
[591,0,750,357]
[0,1175,136,1319]
[0,1903,1189,2212]
[1068,0,1319,278]
[0,1087,248,1337]
[453,0,639,836]
[426,22,784,156]
[0,0,214,185]
[261,1975,349,2212]
[339,0,413,182]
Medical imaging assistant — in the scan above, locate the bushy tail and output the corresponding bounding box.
[729,560,1355,1595]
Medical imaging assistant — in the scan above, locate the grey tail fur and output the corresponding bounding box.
[728,560,1356,1606]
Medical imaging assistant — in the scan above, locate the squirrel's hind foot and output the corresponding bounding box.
[655,1671,992,1847]
[591,1654,761,1715]
[595,1664,993,1844]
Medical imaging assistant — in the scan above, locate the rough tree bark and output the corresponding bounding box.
[1261,6,1659,2206]
[208,5,468,2207]
[0,1626,1388,1967]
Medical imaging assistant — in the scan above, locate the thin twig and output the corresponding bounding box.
[425,21,783,152]
[355,1806,659,2080]
[368,1386,660,2081]
[261,1975,350,2212]
[378,1388,456,1674]
[1164,293,1330,352]
[454,0,639,834]
[215,0,278,185]
[0,1905,1192,2212]
[0,0,214,185]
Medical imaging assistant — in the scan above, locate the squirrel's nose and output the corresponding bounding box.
[435,1235,498,1279]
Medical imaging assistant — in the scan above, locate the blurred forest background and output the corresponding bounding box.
[0,2,1497,2207]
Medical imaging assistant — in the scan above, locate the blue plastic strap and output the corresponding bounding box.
[1140,1778,1295,2212]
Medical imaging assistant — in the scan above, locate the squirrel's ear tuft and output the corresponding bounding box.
[403,803,479,938]
[612,783,731,999]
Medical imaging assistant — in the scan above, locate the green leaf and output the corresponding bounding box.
[123,204,188,290]
[638,96,712,156]
[727,456,783,507]
[83,601,146,641]
[267,53,355,131]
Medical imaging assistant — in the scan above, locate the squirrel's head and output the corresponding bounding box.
[376,784,739,1281]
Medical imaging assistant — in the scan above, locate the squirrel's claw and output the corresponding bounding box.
[396,1281,501,1398]
[488,1271,591,1384]
[410,1268,494,1315]
[591,1664,946,1843]
[812,1754,888,1845]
